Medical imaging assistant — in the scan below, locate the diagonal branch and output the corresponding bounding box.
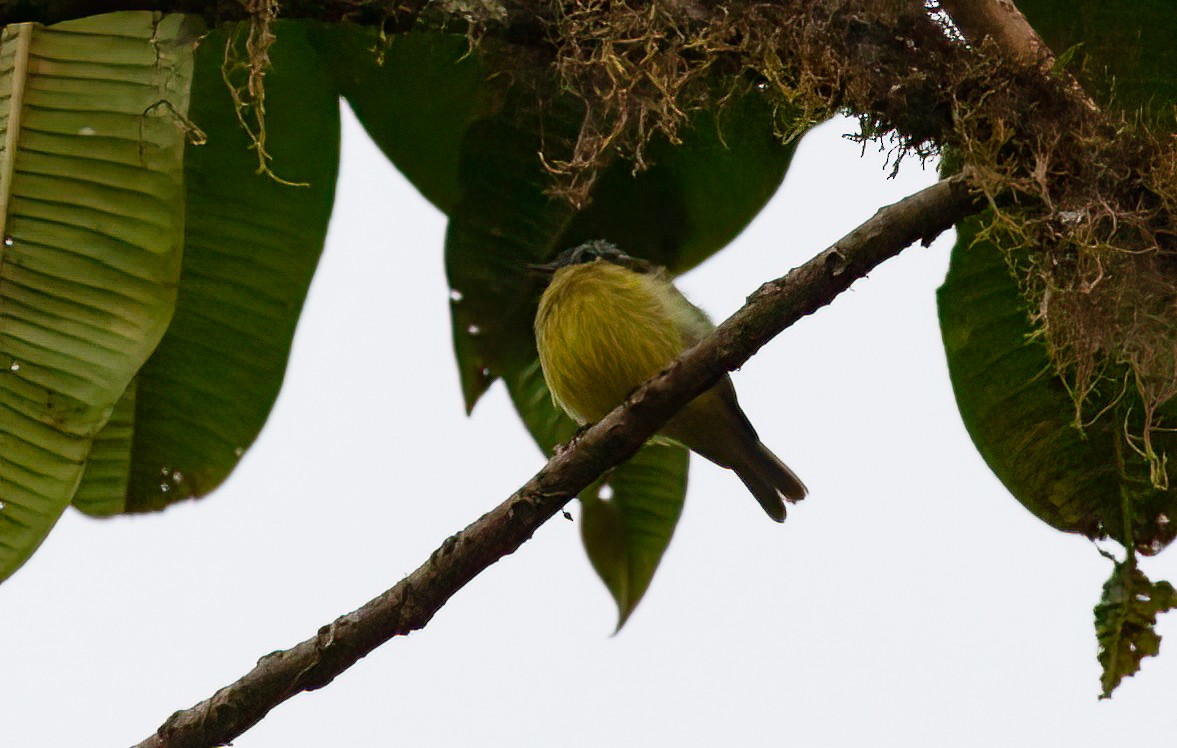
[134,172,981,748]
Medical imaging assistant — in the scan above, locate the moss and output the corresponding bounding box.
[242,0,1177,475]
[536,0,1177,483]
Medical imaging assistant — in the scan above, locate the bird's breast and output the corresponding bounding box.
[535,263,684,423]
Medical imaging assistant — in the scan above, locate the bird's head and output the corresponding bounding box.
[530,241,653,282]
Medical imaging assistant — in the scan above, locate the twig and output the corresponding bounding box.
[133,173,981,748]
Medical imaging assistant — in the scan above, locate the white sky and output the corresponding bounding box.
[2,108,1176,747]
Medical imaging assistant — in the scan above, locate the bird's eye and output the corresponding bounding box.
[573,247,599,264]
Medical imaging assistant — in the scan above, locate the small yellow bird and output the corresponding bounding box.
[533,240,806,521]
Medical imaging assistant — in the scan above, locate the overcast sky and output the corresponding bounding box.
[2,109,1175,747]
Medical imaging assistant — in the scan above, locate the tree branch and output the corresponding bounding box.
[936,0,1050,63]
[935,0,1098,111]
[134,173,981,748]
[2,1,1105,170]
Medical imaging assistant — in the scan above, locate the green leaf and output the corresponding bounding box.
[502,356,577,450]
[446,105,583,409]
[71,380,136,516]
[503,352,690,628]
[558,92,797,273]
[310,27,494,214]
[1017,0,1177,129]
[1095,559,1177,697]
[580,445,689,629]
[0,12,192,580]
[937,217,1177,549]
[70,21,341,515]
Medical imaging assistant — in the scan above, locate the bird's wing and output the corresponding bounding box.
[658,273,715,347]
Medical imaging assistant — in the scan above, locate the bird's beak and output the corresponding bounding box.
[527,259,562,276]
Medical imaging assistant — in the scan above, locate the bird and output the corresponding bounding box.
[532,239,806,521]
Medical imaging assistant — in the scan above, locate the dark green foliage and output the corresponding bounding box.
[74,22,342,514]
[939,1,1177,694]
[938,218,1177,548]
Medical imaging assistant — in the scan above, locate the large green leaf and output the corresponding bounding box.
[1018,0,1177,128]
[447,106,584,408]
[580,444,688,629]
[446,96,693,626]
[71,378,135,515]
[558,92,796,274]
[940,219,1177,697]
[310,27,494,214]
[503,353,689,627]
[938,219,1177,546]
[72,21,341,515]
[0,12,193,580]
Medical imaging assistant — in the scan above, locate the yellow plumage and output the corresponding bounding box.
[534,241,807,521]
[536,261,688,423]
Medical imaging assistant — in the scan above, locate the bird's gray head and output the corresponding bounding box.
[531,240,652,276]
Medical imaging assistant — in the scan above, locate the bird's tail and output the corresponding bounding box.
[661,382,807,523]
[731,441,807,523]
